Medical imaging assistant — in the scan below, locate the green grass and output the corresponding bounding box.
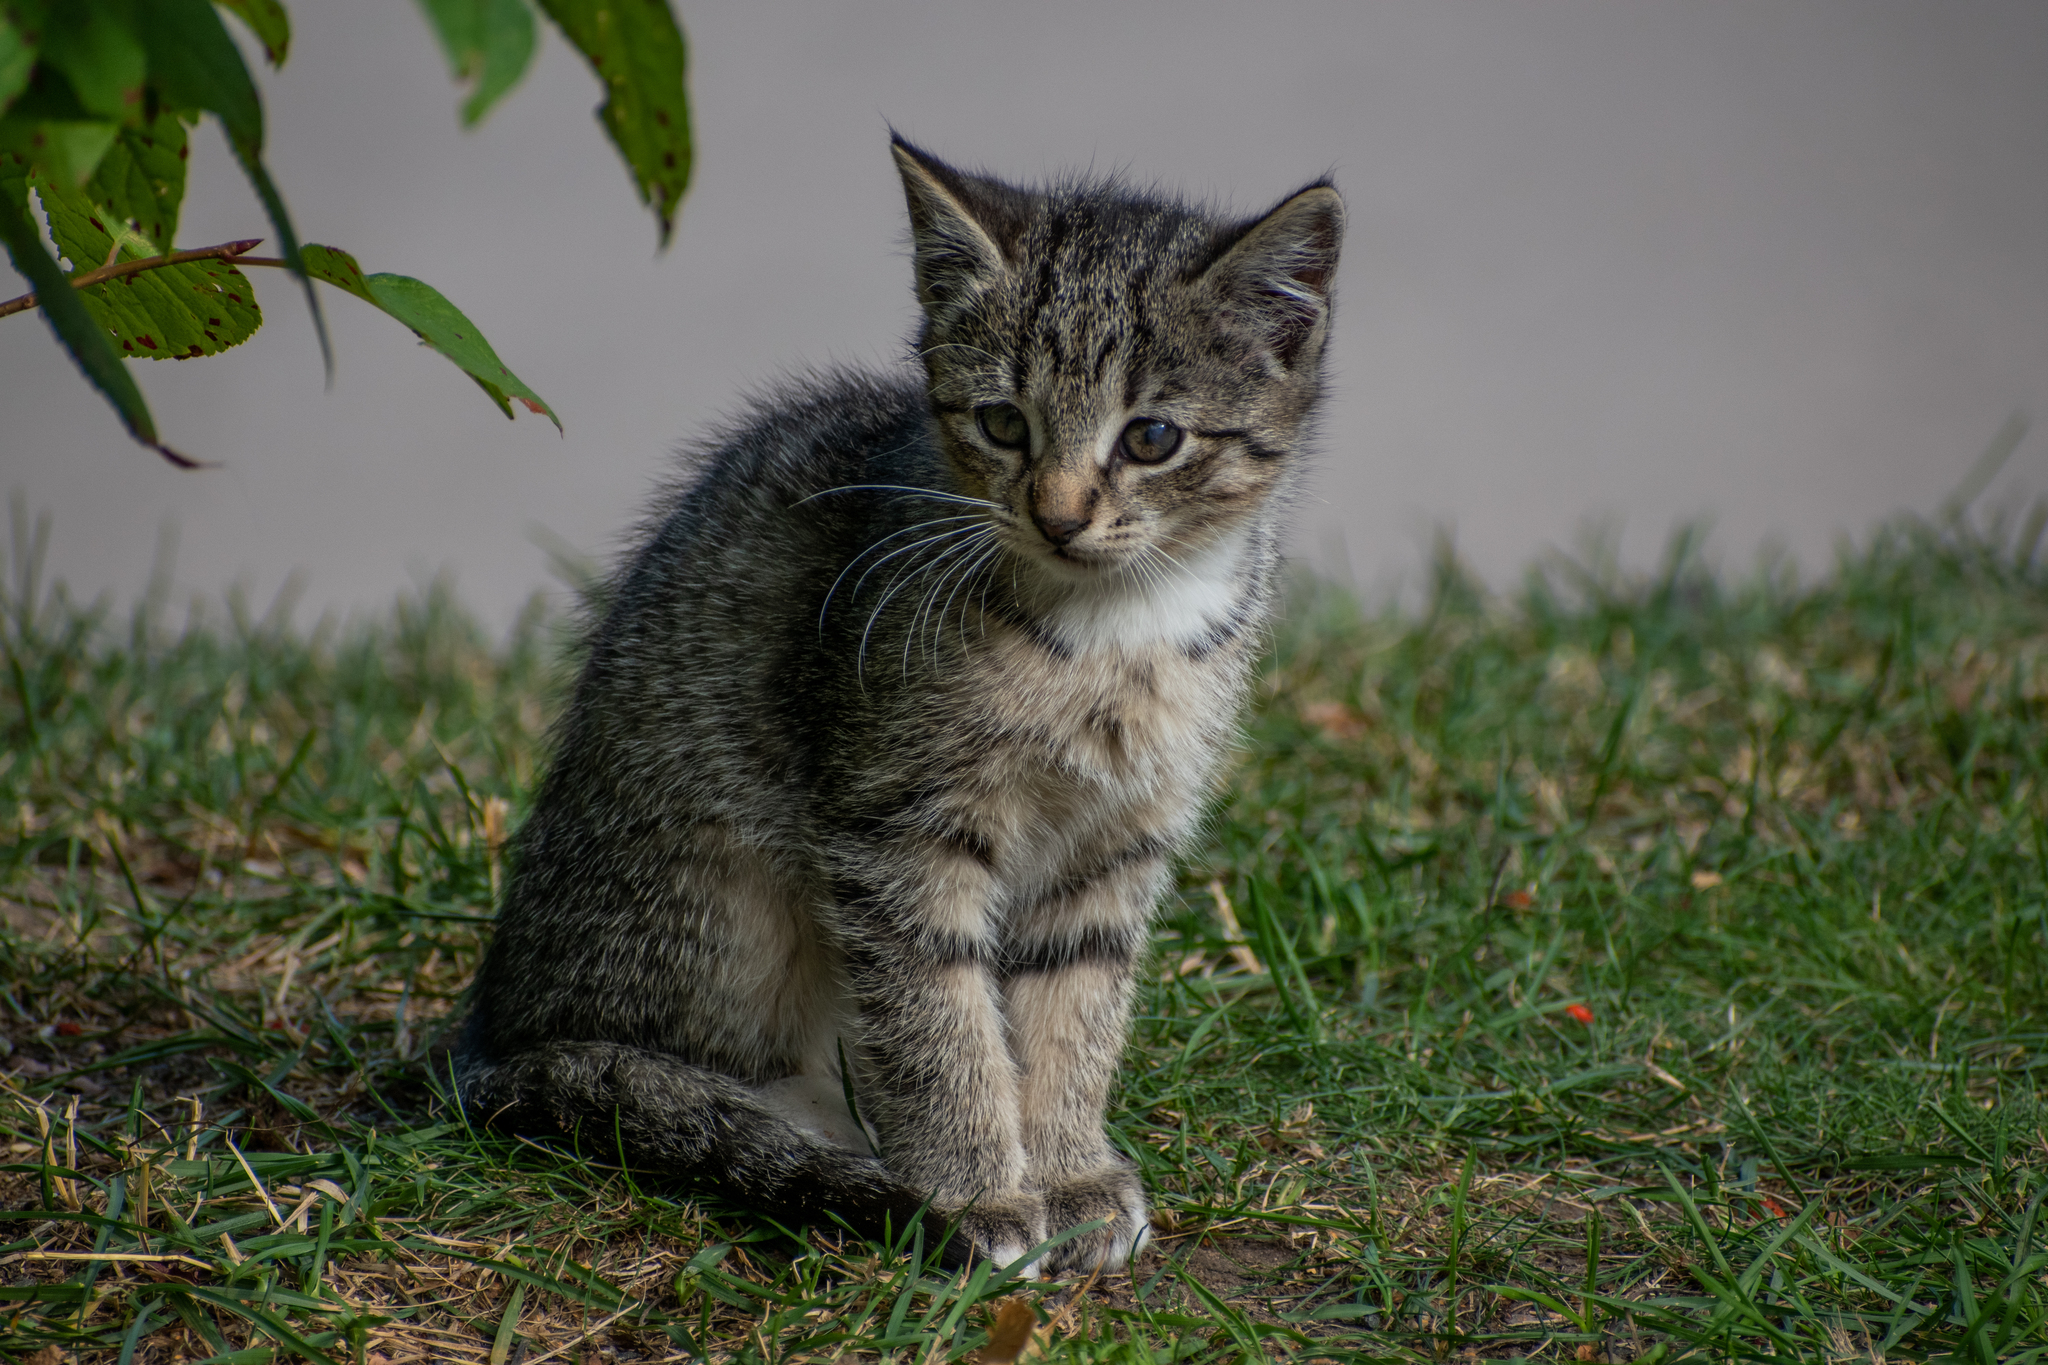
[1,492,2044,1364]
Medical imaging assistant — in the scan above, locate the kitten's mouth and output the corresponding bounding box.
[1009,530,1118,576]
[1044,544,1112,572]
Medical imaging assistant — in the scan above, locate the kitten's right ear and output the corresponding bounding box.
[892,136,1014,308]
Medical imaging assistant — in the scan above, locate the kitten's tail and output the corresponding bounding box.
[453,1040,971,1264]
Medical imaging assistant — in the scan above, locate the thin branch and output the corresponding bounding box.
[0,238,265,320]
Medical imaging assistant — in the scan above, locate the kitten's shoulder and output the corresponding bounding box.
[653,366,929,520]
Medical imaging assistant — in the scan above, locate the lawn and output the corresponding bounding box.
[1,493,2043,1364]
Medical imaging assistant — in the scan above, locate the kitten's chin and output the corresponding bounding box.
[1021,540,1192,591]
[1012,541,1114,582]
[1046,547,1113,574]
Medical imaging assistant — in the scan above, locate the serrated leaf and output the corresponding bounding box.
[215,0,291,68]
[88,241,260,363]
[31,167,262,359]
[0,0,50,115]
[0,159,191,464]
[84,108,187,252]
[301,243,558,430]
[415,0,537,127]
[34,161,131,271]
[39,0,145,122]
[535,0,689,247]
[129,0,326,372]
[297,241,373,304]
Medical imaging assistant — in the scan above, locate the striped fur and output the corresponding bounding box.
[455,137,1343,1275]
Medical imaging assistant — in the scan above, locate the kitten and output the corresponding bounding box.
[454,136,1342,1275]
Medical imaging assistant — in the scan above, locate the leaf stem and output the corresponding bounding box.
[0,238,265,321]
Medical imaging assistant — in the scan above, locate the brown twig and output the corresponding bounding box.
[0,237,264,320]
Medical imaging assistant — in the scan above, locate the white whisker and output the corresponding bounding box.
[976,539,1008,645]
[1138,539,1206,594]
[793,483,1001,511]
[863,527,991,678]
[844,521,990,609]
[901,529,998,675]
[914,342,1006,366]
[820,515,993,629]
[927,535,1005,666]
[950,540,1008,654]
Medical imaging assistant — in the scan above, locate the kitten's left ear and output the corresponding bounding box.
[1202,181,1346,368]
[892,136,1020,310]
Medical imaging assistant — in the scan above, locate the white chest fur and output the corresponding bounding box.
[1038,527,1253,656]
[957,549,1255,858]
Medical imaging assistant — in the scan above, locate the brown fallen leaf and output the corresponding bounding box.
[977,1296,1038,1364]
[25,1346,67,1365]
[1301,699,1368,741]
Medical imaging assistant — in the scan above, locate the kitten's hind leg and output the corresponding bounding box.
[756,1069,876,1154]
[456,1040,977,1264]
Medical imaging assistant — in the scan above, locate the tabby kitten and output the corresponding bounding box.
[455,137,1343,1274]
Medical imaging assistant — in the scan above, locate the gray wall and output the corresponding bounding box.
[4,0,2046,630]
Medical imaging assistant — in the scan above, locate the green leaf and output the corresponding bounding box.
[301,243,559,430]
[84,108,188,252]
[33,159,124,269]
[415,0,537,127]
[0,157,193,465]
[535,0,689,247]
[230,135,326,370]
[127,0,327,372]
[215,0,291,68]
[39,0,145,122]
[130,0,259,148]
[0,29,124,183]
[0,0,51,114]
[0,114,119,184]
[32,168,260,360]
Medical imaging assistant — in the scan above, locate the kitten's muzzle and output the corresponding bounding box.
[1027,471,1099,550]
[1032,508,1090,547]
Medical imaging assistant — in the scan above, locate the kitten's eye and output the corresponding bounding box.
[1120,418,1184,464]
[976,402,1029,449]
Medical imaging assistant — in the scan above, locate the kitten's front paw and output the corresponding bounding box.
[1040,1163,1149,1276]
[942,1193,1047,1275]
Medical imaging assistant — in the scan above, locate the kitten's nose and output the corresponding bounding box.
[1033,509,1089,546]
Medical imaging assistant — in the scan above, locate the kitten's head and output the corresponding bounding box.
[892,137,1343,587]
